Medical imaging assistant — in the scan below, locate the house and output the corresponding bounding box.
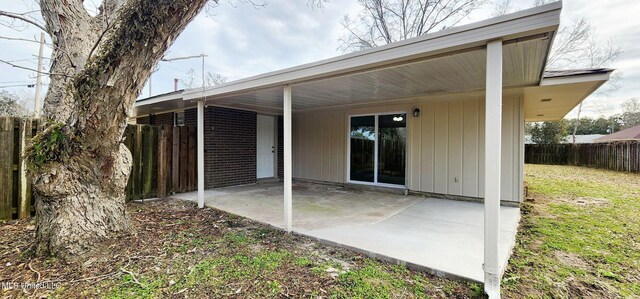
[524,134,606,144]
[595,124,640,142]
[133,2,611,297]
[564,134,606,144]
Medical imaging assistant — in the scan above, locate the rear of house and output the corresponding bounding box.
[135,75,610,205]
[132,2,613,296]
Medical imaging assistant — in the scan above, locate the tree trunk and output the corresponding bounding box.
[34,145,132,255]
[32,0,208,257]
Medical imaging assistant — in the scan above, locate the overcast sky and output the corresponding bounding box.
[1,0,638,118]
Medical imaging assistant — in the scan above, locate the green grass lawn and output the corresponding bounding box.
[503,164,640,298]
[3,164,639,298]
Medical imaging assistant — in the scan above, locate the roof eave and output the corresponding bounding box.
[180,1,562,101]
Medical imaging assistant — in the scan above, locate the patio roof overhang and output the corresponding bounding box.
[134,1,608,122]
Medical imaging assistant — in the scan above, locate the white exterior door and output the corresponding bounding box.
[256,115,275,178]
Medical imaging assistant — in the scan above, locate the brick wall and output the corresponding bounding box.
[136,113,173,126]
[152,112,174,126]
[204,107,257,188]
[185,108,197,127]
[136,116,150,124]
[138,106,260,189]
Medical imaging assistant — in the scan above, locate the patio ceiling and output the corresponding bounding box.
[197,38,550,113]
[135,37,552,116]
[135,2,563,116]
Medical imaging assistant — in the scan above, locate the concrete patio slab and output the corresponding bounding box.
[171,181,520,282]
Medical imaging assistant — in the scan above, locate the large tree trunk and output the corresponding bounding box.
[32,0,208,257]
[34,146,132,255]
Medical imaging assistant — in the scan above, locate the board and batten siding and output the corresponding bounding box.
[292,94,525,202]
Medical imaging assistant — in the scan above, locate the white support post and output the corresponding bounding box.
[283,85,293,232]
[484,39,503,298]
[197,100,205,209]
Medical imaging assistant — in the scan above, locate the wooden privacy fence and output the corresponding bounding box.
[124,124,198,201]
[0,117,40,220]
[0,117,197,220]
[525,141,640,173]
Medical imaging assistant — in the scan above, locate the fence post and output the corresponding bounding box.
[18,119,33,218]
[172,127,180,193]
[157,125,169,198]
[0,117,14,220]
[142,126,155,198]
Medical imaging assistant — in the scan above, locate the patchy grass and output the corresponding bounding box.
[1,199,482,298]
[503,165,640,298]
[7,164,635,298]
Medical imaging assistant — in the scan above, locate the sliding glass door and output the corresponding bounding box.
[349,116,376,182]
[349,113,406,186]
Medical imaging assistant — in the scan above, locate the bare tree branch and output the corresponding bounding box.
[0,58,68,77]
[338,0,487,53]
[0,10,47,31]
[0,35,50,45]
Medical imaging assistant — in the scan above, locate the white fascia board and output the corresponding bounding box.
[135,91,184,107]
[183,1,561,101]
[540,72,612,86]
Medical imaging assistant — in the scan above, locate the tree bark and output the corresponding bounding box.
[33,0,208,257]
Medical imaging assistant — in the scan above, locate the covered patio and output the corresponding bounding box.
[134,2,614,296]
[171,181,520,282]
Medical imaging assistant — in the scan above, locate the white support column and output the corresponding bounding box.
[197,100,205,209]
[484,39,503,298]
[283,85,293,232]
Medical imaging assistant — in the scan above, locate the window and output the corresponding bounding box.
[174,111,185,127]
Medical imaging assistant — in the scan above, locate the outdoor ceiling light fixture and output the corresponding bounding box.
[393,116,404,122]
[413,108,420,117]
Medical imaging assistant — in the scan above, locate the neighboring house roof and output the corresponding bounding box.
[524,134,606,144]
[563,134,605,144]
[524,135,533,144]
[595,124,640,142]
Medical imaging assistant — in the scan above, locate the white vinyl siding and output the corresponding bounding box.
[292,93,524,202]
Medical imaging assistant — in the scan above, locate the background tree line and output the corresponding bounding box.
[527,98,640,144]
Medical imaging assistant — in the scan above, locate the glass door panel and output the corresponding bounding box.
[377,114,406,185]
[350,116,375,182]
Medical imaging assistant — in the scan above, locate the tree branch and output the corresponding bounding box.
[0,10,47,31]
[0,35,50,45]
[0,58,68,77]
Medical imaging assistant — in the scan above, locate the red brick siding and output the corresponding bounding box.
[139,107,259,188]
[136,116,150,124]
[185,108,197,127]
[137,113,173,126]
[152,112,174,126]
[204,107,257,188]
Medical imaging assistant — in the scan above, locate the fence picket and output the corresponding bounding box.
[17,119,33,218]
[0,117,14,220]
[525,141,640,173]
[1,118,198,220]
